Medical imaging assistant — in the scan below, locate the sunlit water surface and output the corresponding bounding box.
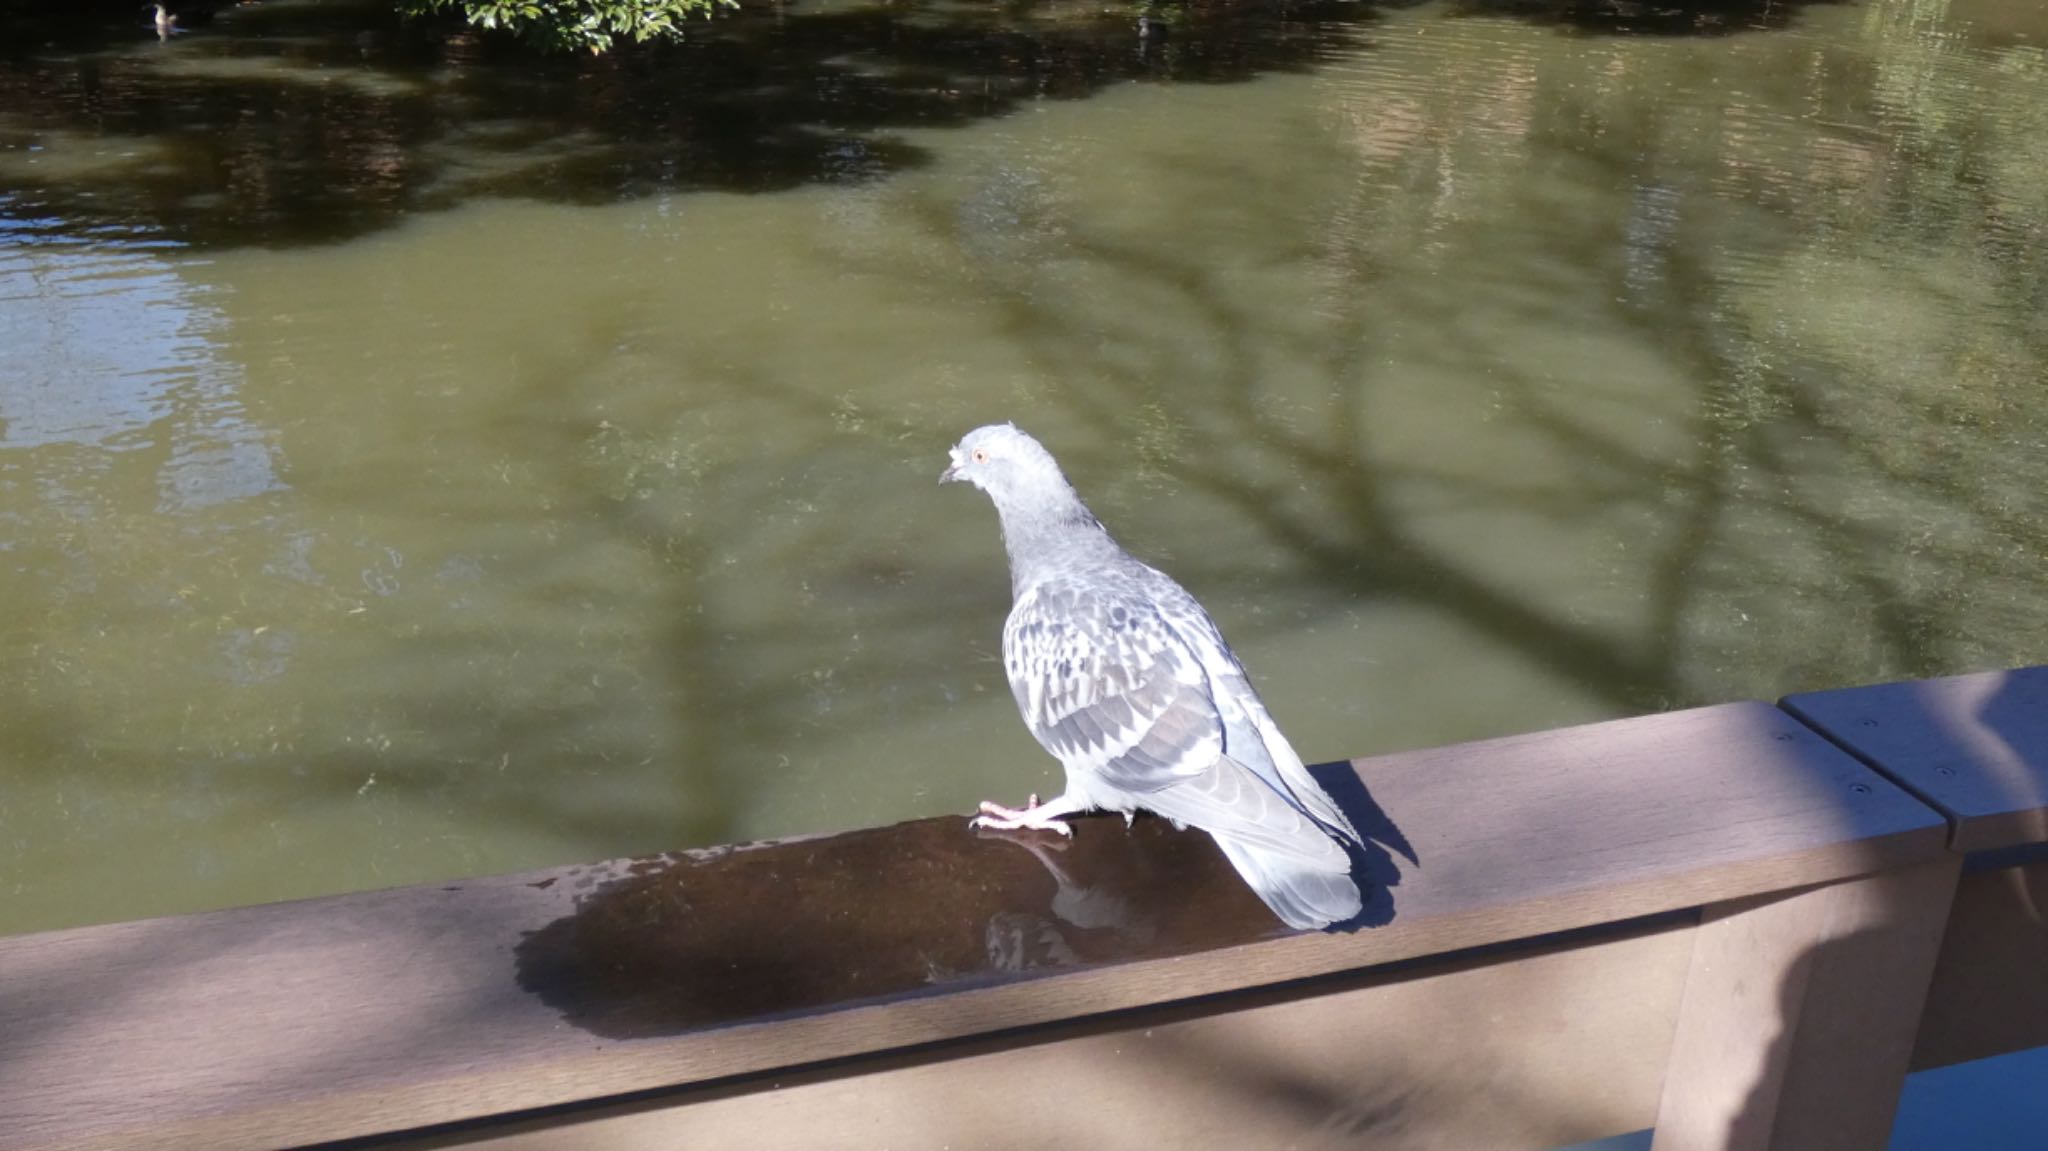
[1,0,2043,934]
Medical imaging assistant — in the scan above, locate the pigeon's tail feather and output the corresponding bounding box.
[1134,753,1360,927]
[1214,835,1363,931]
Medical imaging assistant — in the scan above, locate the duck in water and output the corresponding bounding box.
[153,4,220,38]
[1136,12,1169,62]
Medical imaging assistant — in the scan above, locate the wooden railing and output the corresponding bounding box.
[1,667,2042,1151]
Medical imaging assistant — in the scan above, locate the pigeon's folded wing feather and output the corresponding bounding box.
[1147,577,1364,846]
[1142,754,1353,868]
[1004,583,1222,794]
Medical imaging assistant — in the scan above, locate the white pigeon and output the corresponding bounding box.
[942,423,1364,930]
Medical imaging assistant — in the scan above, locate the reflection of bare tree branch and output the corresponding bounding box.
[885,200,1691,712]
[830,9,2046,723]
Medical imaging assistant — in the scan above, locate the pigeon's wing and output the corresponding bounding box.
[1003,581,1223,795]
[1005,577,1357,919]
[1144,570,1363,846]
[1138,753,1355,867]
[1004,579,1355,866]
[1207,654,1363,845]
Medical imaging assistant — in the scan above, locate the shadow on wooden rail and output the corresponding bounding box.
[0,667,2041,1151]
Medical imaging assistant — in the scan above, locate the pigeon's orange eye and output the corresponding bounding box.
[971,448,989,464]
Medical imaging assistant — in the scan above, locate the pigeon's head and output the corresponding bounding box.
[940,423,1067,503]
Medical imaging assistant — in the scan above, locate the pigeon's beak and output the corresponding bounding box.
[939,455,964,485]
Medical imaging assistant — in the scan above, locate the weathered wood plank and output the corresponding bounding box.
[0,701,1946,1151]
[1650,858,1960,1151]
[1911,858,2048,1071]
[1783,666,2048,853]
[392,919,1698,1151]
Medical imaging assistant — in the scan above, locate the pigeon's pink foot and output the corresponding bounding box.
[970,795,1074,837]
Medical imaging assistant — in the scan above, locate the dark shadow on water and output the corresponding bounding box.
[514,784,1406,1038]
[0,0,1385,249]
[0,0,1864,250]
[1449,0,1847,38]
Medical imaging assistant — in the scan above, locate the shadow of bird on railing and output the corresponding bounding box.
[1312,760,1416,930]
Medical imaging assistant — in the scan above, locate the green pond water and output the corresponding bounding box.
[0,0,2043,936]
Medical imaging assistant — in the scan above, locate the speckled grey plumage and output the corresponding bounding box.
[943,423,1363,930]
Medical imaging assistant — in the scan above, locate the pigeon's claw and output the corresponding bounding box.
[970,799,1075,837]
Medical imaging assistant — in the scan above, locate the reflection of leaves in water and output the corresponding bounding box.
[0,0,1387,249]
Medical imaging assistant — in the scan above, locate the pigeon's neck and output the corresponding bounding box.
[994,484,1118,598]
